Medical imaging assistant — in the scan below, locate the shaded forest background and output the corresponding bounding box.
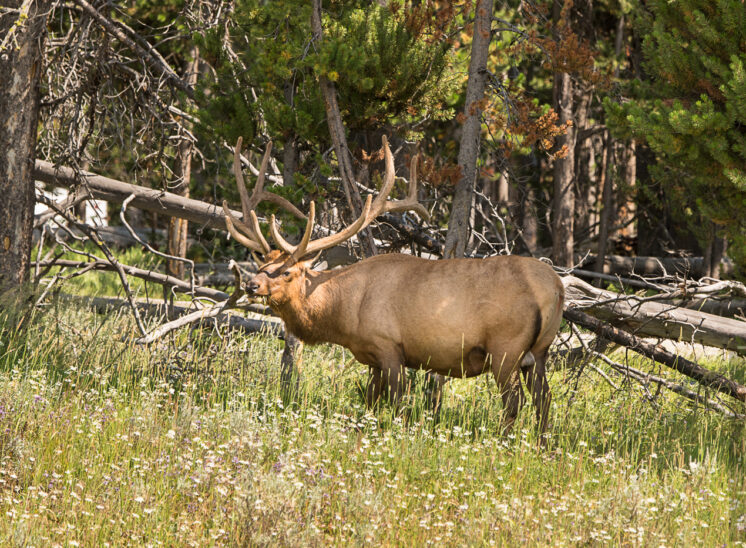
[2,0,746,287]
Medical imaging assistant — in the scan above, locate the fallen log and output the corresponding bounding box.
[59,294,284,338]
[34,160,241,231]
[34,160,443,255]
[563,276,746,355]
[669,297,746,319]
[563,307,746,403]
[33,260,275,316]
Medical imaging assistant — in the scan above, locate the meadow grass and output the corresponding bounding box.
[0,298,744,547]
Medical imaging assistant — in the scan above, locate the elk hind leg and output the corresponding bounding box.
[521,348,552,435]
[366,366,385,408]
[367,352,406,410]
[490,349,525,435]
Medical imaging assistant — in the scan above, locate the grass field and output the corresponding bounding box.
[1,290,745,546]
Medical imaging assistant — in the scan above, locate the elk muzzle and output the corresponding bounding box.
[245,272,270,296]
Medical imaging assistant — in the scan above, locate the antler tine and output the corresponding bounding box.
[232,137,260,223]
[302,195,373,256]
[365,136,430,223]
[268,201,317,260]
[386,152,430,220]
[245,140,272,212]
[226,138,273,254]
[367,135,397,224]
[234,137,307,219]
[222,202,270,253]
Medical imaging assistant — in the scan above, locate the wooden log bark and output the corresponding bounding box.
[34,160,241,230]
[563,276,746,355]
[563,307,746,403]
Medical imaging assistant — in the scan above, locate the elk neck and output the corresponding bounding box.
[272,266,355,346]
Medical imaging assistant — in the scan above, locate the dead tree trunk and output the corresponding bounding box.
[551,71,575,267]
[443,0,493,258]
[166,45,199,280]
[594,132,614,277]
[0,0,50,293]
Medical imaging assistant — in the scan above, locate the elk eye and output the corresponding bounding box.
[282,271,291,279]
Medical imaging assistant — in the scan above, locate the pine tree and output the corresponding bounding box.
[196,1,457,206]
[605,0,746,271]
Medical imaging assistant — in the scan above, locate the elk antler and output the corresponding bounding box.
[222,137,307,255]
[366,135,430,224]
[267,135,428,261]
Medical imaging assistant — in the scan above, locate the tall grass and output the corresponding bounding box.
[0,300,744,546]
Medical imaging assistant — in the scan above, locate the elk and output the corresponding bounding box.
[223,137,564,433]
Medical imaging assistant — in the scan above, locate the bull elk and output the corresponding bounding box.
[223,137,564,433]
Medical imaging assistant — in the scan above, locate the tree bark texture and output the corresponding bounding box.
[443,0,493,258]
[0,0,50,292]
[311,0,377,257]
[551,70,575,267]
[166,46,200,279]
[594,132,614,276]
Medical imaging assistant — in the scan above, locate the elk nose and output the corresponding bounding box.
[246,281,259,294]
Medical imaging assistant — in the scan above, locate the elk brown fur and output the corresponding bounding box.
[225,137,565,433]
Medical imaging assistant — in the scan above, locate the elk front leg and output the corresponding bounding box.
[424,371,448,418]
[366,366,385,408]
[381,362,406,408]
[366,352,405,409]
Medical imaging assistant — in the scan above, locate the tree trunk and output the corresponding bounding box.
[311,0,377,258]
[550,1,576,268]
[616,140,637,243]
[594,132,614,277]
[572,87,593,242]
[520,187,539,255]
[0,0,50,294]
[166,46,200,280]
[551,71,575,267]
[443,0,493,258]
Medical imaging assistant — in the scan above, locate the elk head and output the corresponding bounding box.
[222,136,428,308]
